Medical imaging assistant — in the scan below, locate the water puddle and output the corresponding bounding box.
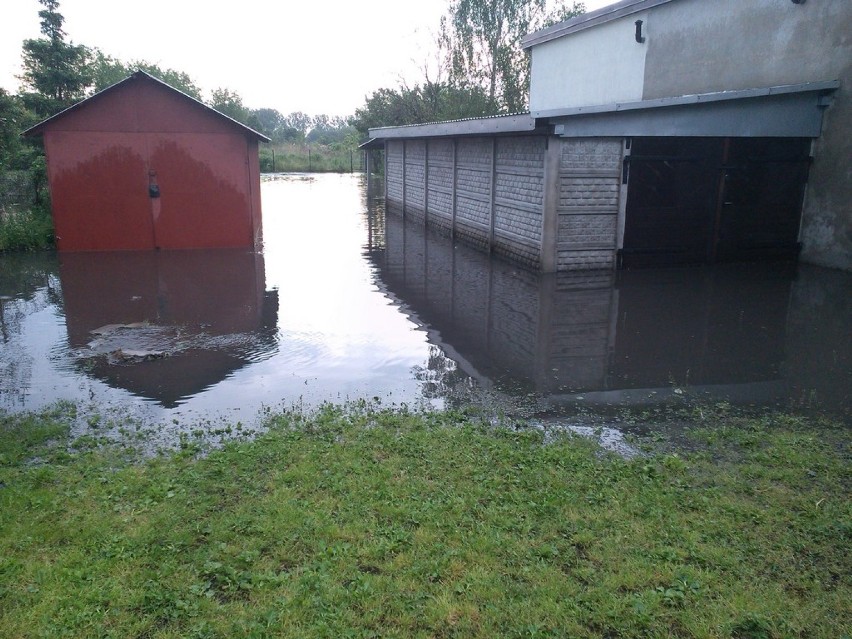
[1,173,849,448]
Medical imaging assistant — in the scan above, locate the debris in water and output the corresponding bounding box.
[107,349,170,364]
[91,322,150,335]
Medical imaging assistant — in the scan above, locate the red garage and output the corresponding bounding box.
[24,71,268,252]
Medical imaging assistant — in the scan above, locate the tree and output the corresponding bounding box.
[208,88,262,131]
[0,88,36,171]
[90,51,203,100]
[306,115,356,146]
[440,0,584,113]
[19,0,92,118]
[284,112,313,136]
[251,108,285,139]
[350,81,495,138]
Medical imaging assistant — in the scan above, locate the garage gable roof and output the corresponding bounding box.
[24,70,270,142]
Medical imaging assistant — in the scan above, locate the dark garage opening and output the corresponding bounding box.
[621,137,811,267]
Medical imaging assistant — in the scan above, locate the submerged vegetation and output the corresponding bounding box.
[0,402,848,637]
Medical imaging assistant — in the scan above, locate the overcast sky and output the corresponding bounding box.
[2,0,615,118]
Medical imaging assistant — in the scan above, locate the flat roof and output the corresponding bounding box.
[522,0,678,49]
[368,113,542,141]
[532,80,840,119]
[547,81,840,138]
[365,81,839,143]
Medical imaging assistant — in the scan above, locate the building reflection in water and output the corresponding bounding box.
[58,249,279,407]
[367,205,850,415]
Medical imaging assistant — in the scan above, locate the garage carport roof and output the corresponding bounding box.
[541,81,840,138]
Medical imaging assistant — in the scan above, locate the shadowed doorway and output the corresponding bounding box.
[622,137,811,266]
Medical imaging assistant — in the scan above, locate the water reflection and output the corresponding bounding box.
[59,250,278,407]
[0,174,849,435]
[0,253,61,406]
[367,212,851,416]
[0,175,443,431]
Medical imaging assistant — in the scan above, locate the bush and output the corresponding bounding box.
[0,204,54,251]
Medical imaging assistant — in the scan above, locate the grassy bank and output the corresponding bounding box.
[0,205,54,251]
[0,404,848,638]
[259,143,360,174]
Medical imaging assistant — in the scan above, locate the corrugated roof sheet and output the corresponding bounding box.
[368,112,542,140]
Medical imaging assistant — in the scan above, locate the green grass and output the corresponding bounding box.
[0,204,54,251]
[0,404,849,638]
[259,143,361,174]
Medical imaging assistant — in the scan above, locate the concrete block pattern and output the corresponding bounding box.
[457,195,490,227]
[429,212,453,231]
[406,140,426,161]
[386,141,404,203]
[556,138,621,269]
[496,173,544,207]
[496,137,546,169]
[494,239,541,268]
[558,214,618,247]
[561,139,622,171]
[555,271,616,290]
[405,161,425,186]
[495,204,542,244]
[428,165,453,191]
[429,189,453,218]
[407,186,426,212]
[558,249,616,270]
[428,139,454,165]
[559,178,619,209]
[405,158,426,212]
[457,168,491,199]
[457,138,492,167]
[384,134,624,271]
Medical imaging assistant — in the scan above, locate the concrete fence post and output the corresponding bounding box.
[541,137,561,272]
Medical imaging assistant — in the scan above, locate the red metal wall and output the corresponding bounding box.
[41,76,262,251]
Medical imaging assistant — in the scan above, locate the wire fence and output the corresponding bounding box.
[0,172,36,213]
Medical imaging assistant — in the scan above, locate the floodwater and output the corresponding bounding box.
[1,173,850,443]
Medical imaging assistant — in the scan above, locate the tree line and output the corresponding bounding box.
[0,0,360,180]
[350,0,585,136]
[2,0,586,204]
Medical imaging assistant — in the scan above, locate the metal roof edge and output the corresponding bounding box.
[522,0,677,50]
[532,81,841,119]
[358,137,385,150]
[368,113,539,140]
[23,70,270,142]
